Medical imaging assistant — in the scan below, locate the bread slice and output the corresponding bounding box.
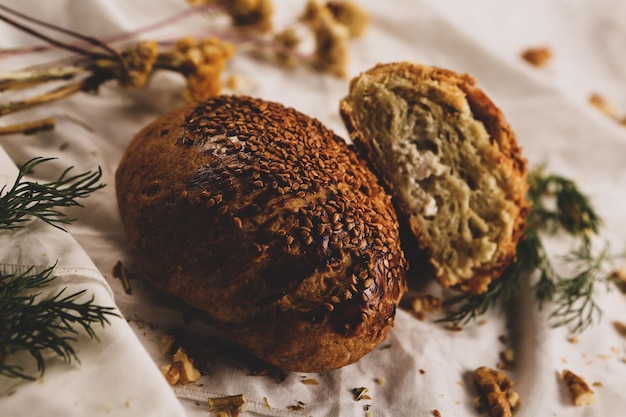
[340,63,528,293]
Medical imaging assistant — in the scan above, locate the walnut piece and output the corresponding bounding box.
[561,369,595,406]
[473,366,519,417]
[160,347,201,385]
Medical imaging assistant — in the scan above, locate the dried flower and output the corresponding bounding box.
[301,0,350,77]
[326,1,369,37]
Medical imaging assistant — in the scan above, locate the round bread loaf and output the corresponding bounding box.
[115,95,407,372]
[340,63,529,294]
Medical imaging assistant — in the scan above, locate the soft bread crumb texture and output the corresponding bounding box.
[340,63,528,293]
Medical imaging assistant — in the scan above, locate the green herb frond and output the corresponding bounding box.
[0,265,118,380]
[0,157,105,231]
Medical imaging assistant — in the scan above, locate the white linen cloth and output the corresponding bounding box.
[0,1,625,416]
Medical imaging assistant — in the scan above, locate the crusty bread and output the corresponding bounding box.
[115,95,407,372]
[340,63,529,294]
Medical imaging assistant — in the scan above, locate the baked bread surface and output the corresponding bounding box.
[116,95,407,372]
[340,63,528,293]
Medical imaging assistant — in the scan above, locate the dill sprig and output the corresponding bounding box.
[0,157,113,380]
[0,157,105,231]
[441,167,618,333]
[0,265,118,380]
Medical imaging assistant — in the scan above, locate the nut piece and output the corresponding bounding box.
[208,394,248,417]
[521,46,552,67]
[561,369,595,406]
[160,347,201,385]
[410,294,441,320]
[473,366,519,417]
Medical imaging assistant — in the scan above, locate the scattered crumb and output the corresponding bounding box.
[561,357,568,364]
[410,294,442,320]
[457,380,465,387]
[287,401,306,412]
[59,142,70,151]
[300,378,320,385]
[473,366,519,417]
[521,46,553,67]
[561,369,595,406]
[613,321,626,337]
[351,387,370,401]
[112,260,133,295]
[374,376,386,385]
[620,115,626,127]
[498,335,508,344]
[448,323,463,332]
[497,349,515,371]
[592,381,603,388]
[588,93,615,118]
[103,402,112,413]
[379,343,392,350]
[609,268,626,292]
[419,369,426,375]
[263,397,271,410]
[208,394,247,417]
[124,400,131,408]
[478,319,488,326]
[161,334,176,355]
[432,409,442,417]
[567,336,579,344]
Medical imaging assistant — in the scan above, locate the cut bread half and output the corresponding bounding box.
[340,62,529,293]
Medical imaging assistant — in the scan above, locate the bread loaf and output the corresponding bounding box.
[340,63,529,294]
[115,95,407,372]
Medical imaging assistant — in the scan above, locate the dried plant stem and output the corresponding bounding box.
[0,79,97,117]
[0,68,82,91]
[0,118,56,136]
[0,3,221,59]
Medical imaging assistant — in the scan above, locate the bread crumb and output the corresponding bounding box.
[263,397,271,410]
[300,378,320,385]
[375,376,386,385]
[592,381,603,388]
[161,334,176,355]
[521,46,552,67]
[432,409,442,417]
[610,268,626,292]
[567,335,579,344]
[287,401,306,411]
[589,93,615,118]
[419,368,426,374]
[410,294,442,320]
[561,369,595,406]
[498,349,515,370]
[112,260,132,295]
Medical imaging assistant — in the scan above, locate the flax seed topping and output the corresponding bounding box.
[116,95,407,372]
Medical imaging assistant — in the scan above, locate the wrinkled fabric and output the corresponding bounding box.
[0,1,625,416]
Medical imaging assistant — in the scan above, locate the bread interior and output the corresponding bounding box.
[346,74,516,287]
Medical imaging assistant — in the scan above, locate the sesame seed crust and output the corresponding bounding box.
[115,95,407,372]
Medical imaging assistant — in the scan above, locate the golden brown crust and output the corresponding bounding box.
[340,62,529,294]
[115,95,407,372]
